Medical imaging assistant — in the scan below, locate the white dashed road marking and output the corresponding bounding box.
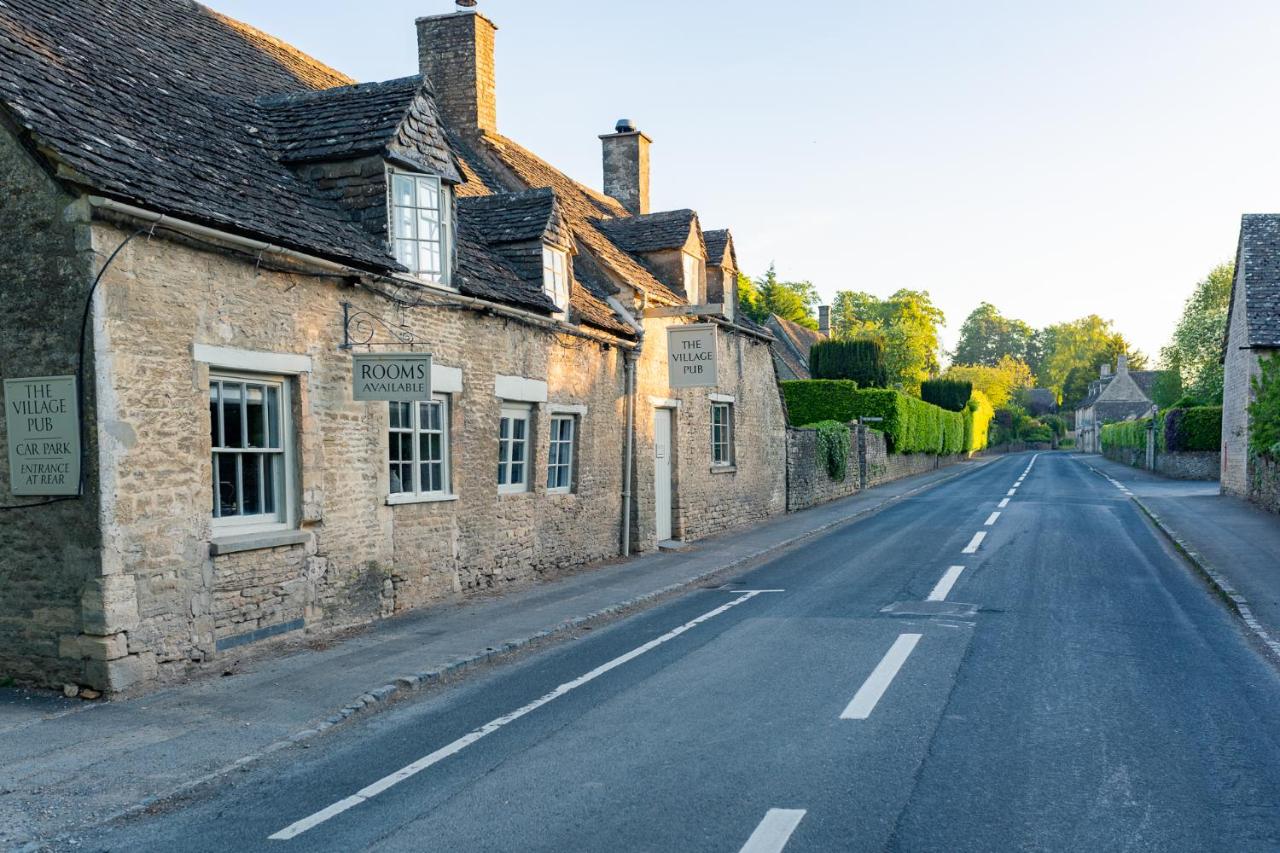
[998,498,1010,508]
[985,512,1001,526]
[739,809,807,853]
[841,634,922,719]
[926,566,966,602]
[962,532,987,554]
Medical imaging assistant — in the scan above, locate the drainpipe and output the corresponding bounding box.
[609,295,646,558]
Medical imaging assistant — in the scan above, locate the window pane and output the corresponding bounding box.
[390,464,408,494]
[216,453,238,516]
[246,385,266,448]
[513,418,526,441]
[263,456,277,514]
[393,174,415,208]
[223,384,244,448]
[209,384,220,448]
[500,417,510,440]
[510,462,524,484]
[511,434,525,463]
[266,386,279,448]
[395,206,417,241]
[242,453,262,515]
[498,462,507,485]
[418,243,440,276]
[416,177,439,208]
[395,239,416,269]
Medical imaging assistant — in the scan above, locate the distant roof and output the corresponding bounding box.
[764,315,824,381]
[1228,214,1280,348]
[597,210,700,254]
[1076,369,1162,410]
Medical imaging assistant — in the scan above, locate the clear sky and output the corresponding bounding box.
[212,0,1280,361]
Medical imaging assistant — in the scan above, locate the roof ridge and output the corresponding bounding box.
[203,5,354,91]
[255,75,425,107]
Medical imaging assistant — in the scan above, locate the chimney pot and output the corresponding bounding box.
[600,122,651,216]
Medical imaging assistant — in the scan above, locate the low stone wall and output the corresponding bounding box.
[786,427,859,511]
[786,425,960,511]
[1103,447,1219,481]
[1250,454,1280,514]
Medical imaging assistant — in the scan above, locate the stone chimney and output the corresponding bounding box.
[600,120,651,216]
[1116,353,1129,376]
[818,305,830,336]
[1101,363,1111,378]
[416,11,498,135]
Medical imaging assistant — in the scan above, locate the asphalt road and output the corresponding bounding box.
[84,453,1280,852]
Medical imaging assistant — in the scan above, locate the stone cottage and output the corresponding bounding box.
[0,0,786,693]
[1074,356,1161,453]
[1222,215,1280,500]
[764,313,827,381]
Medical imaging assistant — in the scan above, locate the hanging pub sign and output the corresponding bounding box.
[667,323,718,388]
[4,375,80,496]
[351,353,433,402]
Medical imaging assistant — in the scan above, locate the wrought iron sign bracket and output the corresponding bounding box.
[339,301,427,350]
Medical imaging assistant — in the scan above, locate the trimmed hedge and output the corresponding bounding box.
[781,381,964,454]
[1163,406,1221,452]
[809,339,887,387]
[965,391,994,452]
[921,379,972,412]
[1101,418,1151,451]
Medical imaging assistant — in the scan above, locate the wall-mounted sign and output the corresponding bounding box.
[667,324,718,388]
[4,375,80,496]
[352,353,433,402]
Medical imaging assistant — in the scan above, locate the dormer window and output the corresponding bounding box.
[543,246,569,315]
[683,252,705,305]
[390,169,452,284]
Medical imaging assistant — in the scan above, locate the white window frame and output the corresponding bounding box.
[711,401,734,467]
[389,168,453,285]
[387,395,452,503]
[683,252,705,305]
[543,246,570,315]
[498,402,533,494]
[546,414,577,493]
[209,371,295,534]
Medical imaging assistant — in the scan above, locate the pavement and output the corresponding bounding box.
[19,451,1280,852]
[1078,453,1280,658]
[0,455,993,851]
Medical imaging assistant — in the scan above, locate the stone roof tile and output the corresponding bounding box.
[1233,214,1280,348]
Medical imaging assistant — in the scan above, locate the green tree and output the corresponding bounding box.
[1034,315,1143,398]
[828,289,945,394]
[1060,364,1096,410]
[944,356,1034,409]
[952,302,1037,367]
[1159,263,1233,405]
[737,264,818,329]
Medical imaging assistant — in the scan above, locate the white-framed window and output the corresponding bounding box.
[683,252,704,304]
[543,246,569,315]
[209,373,291,531]
[389,396,451,498]
[498,403,532,494]
[390,169,452,283]
[711,402,734,466]
[547,415,576,492]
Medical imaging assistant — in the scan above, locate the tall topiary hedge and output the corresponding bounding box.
[780,381,967,454]
[920,379,972,412]
[1163,406,1222,452]
[1101,418,1151,450]
[1250,355,1280,457]
[809,339,887,388]
[964,390,994,452]
[780,380,861,426]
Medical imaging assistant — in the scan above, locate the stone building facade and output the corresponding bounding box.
[1222,215,1280,505]
[0,1,787,693]
[1074,356,1161,453]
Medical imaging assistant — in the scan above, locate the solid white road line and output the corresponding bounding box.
[962,531,987,554]
[269,591,766,841]
[739,809,807,853]
[841,634,922,719]
[998,498,1010,508]
[984,511,1001,526]
[926,566,965,602]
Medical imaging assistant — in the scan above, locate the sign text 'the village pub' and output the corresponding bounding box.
[351,353,433,402]
[4,375,80,497]
[667,324,719,389]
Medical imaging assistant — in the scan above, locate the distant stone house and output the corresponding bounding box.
[1074,356,1161,453]
[1222,215,1280,498]
[0,1,786,693]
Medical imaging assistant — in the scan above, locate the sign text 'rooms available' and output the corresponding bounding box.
[352,353,433,402]
[4,375,80,497]
[667,324,718,389]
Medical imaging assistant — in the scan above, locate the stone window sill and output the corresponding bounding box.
[710,465,737,474]
[209,529,312,556]
[386,493,459,506]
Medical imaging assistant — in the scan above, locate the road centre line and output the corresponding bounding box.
[268,591,766,841]
[739,809,807,853]
[962,531,987,554]
[926,566,965,602]
[1007,489,1017,497]
[998,498,1010,508]
[841,634,922,719]
[985,511,1001,526]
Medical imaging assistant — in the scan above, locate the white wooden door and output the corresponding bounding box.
[654,408,673,541]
